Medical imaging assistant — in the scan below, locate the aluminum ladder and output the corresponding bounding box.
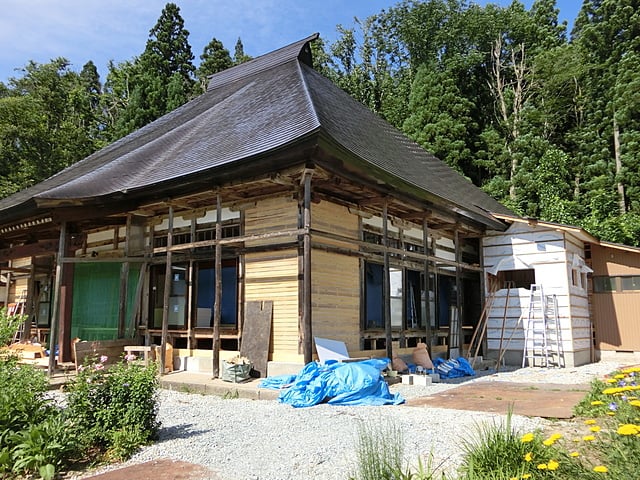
[522,285,562,367]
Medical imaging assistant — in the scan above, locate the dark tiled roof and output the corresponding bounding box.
[0,33,510,227]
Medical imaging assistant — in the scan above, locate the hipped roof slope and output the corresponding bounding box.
[0,33,510,228]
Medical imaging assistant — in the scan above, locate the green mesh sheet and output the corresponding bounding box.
[71,263,141,341]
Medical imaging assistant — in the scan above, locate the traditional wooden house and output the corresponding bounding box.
[482,214,640,368]
[0,34,515,375]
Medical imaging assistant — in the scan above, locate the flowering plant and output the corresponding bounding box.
[65,354,159,461]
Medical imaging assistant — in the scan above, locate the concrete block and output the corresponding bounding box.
[429,373,440,383]
[267,361,304,377]
[412,375,432,386]
[401,374,413,385]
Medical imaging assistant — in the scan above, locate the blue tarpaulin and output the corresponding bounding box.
[432,357,475,379]
[259,358,404,408]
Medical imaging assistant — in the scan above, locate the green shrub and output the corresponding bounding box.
[9,412,82,479]
[350,420,405,480]
[65,355,160,458]
[0,307,26,346]
[0,357,81,479]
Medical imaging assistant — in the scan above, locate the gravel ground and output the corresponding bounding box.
[70,360,630,480]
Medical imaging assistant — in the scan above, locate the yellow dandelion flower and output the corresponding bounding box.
[537,463,548,470]
[570,452,580,458]
[615,374,625,379]
[550,433,563,440]
[606,411,616,416]
[622,367,640,374]
[604,379,617,384]
[594,465,608,473]
[629,400,640,407]
[520,432,535,443]
[583,435,596,441]
[591,400,604,405]
[543,438,555,446]
[617,424,640,436]
[547,460,559,471]
[524,452,533,462]
[584,419,597,425]
[590,426,601,432]
[522,475,532,479]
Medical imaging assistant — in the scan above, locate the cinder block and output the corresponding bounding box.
[429,373,440,383]
[412,375,432,386]
[401,374,413,385]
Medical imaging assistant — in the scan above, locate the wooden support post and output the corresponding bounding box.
[160,206,174,375]
[422,219,432,351]
[117,262,129,338]
[383,199,392,360]
[21,261,36,342]
[48,222,66,377]
[302,170,313,364]
[455,229,463,354]
[212,193,222,378]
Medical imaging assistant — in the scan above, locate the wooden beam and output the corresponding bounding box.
[301,170,313,364]
[383,199,392,360]
[212,193,222,378]
[423,219,432,350]
[160,206,174,375]
[0,240,59,261]
[48,222,66,376]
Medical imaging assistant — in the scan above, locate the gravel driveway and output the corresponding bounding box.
[70,361,629,480]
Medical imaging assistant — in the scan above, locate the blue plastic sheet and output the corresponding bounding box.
[432,357,475,379]
[259,358,404,408]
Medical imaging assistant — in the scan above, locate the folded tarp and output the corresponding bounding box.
[259,358,404,408]
[432,357,476,379]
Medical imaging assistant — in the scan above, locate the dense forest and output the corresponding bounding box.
[1,0,639,245]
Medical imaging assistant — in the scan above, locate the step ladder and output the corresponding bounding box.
[522,284,563,368]
[10,290,28,344]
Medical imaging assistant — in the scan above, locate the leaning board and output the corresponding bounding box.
[240,301,273,378]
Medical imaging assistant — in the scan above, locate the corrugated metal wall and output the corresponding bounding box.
[590,244,640,351]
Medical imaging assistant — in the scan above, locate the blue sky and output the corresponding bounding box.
[0,0,581,84]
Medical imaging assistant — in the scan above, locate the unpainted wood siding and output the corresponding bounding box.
[590,244,640,351]
[311,201,361,355]
[244,196,300,362]
[483,223,589,366]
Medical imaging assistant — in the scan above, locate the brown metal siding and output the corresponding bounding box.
[591,244,640,351]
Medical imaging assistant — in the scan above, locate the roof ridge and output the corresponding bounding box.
[206,33,318,92]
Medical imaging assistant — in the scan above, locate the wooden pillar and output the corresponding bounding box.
[187,218,197,350]
[383,199,392,360]
[21,261,36,342]
[212,193,222,378]
[455,229,463,353]
[301,170,313,364]
[58,259,74,363]
[48,222,66,376]
[160,206,174,375]
[422,219,432,350]
[117,262,130,338]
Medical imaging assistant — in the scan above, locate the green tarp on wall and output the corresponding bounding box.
[71,263,141,341]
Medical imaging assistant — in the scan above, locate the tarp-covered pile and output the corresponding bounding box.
[259,358,404,408]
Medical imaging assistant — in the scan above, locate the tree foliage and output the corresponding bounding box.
[2,0,640,246]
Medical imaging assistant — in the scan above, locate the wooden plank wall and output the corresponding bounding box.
[483,223,587,366]
[244,196,300,362]
[311,201,360,355]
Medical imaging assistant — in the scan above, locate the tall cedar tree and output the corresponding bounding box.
[114,2,196,138]
[197,38,233,92]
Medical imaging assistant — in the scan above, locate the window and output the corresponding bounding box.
[593,276,617,293]
[364,262,431,330]
[621,276,640,291]
[496,269,535,289]
[194,260,238,327]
